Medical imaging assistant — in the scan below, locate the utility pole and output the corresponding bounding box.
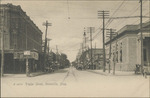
[90,27,93,70]
[98,10,109,72]
[94,43,96,70]
[106,29,116,73]
[25,23,30,77]
[81,43,84,66]
[113,32,118,75]
[81,43,83,59]
[83,27,87,51]
[83,28,86,68]
[47,38,52,54]
[1,8,5,77]
[43,21,51,70]
[88,27,94,70]
[56,45,59,70]
[139,0,143,71]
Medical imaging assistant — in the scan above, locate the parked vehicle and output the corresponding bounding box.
[142,65,150,74]
[135,64,150,75]
[44,67,54,73]
[77,64,83,70]
[135,64,142,74]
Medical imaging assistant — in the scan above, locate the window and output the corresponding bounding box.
[120,43,122,62]
[116,51,118,62]
[113,52,115,62]
[120,49,122,62]
[143,49,147,61]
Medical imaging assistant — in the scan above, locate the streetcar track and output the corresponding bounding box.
[61,67,78,83]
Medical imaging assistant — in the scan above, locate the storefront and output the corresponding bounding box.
[0,50,40,74]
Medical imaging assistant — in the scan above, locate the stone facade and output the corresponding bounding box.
[105,21,150,71]
[0,3,42,52]
[0,4,43,73]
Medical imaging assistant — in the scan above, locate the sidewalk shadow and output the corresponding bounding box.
[1,74,26,78]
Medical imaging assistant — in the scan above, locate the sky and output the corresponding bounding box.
[1,0,150,62]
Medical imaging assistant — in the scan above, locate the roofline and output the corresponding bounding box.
[0,3,43,35]
[105,21,150,45]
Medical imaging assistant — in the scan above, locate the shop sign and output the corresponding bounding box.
[31,52,39,60]
[24,51,31,55]
[14,51,38,60]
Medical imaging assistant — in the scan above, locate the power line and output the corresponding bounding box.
[98,10,109,72]
[112,0,147,29]
[90,15,148,41]
[92,0,125,41]
[105,0,126,28]
[131,12,150,25]
[105,0,147,29]
[67,0,70,19]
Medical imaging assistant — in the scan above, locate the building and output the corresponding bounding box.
[48,51,70,69]
[0,4,43,73]
[76,48,103,70]
[105,21,150,71]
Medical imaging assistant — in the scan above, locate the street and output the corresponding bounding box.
[1,67,150,97]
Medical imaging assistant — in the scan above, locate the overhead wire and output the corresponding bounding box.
[112,0,147,29]
[105,0,126,28]
[92,0,126,41]
[67,0,70,19]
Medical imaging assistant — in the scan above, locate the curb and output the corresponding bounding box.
[87,70,108,76]
[30,72,47,77]
[87,70,136,76]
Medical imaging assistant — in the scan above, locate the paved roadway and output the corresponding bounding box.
[1,66,150,97]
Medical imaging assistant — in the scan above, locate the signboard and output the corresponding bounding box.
[14,51,38,60]
[24,51,31,55]
[25,51,38,60]
[30,52,39,60]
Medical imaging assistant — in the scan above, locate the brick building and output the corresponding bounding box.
[105,21,150,71]
[0,4,43,73]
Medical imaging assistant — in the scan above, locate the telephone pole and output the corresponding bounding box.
[43,21,52,70]
[47,38,52,54]
[98,10,109,72]
[88,27,95,70]
[1,8,5,77]
[139,0,143,70]
[90,27,93,70]
[83,27,87,51]
[56,45,59,69]
[81,43,84,64]
[106,29,116,73]
[25,22,31,77]
[113,32,118,75]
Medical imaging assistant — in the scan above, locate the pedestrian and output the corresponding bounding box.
[142,65,147,79]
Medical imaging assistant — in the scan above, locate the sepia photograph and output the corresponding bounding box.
[0,0,150,97]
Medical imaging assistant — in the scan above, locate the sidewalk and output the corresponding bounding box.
[30,71,47,77]
[1,71,47,78]
[87,69,135,76]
